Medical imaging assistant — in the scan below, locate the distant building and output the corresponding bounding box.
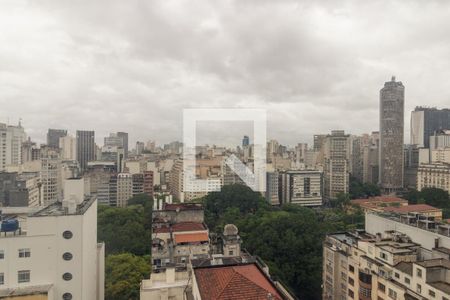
[323,130,350,200]
[136,141,145,155]
[0,179,104,300]
[266,171,279,205]
[411,107,450,148]
[46,128,67,148]
[379,76,405,193]
[117,132,129,158]
[362,132,380,185]
[279,170,323,206]
[417,162,450,193]
[117,173,132,207]
[242,135,250,147]
[404,144,420,189]
[40,146,62,206]
[59,135,77,161]
[0,122,27,171]
[0,172,41,207]
[76,130,95,173]
[430,129,450,150]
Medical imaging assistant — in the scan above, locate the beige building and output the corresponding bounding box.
[323,130,350,200]
[417,162,450,192]
[324,212,450,300]
[116,173,132,207]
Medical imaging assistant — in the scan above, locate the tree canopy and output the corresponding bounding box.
[202,184,363,300]
[98,205,151,256]
[105,253,151,300]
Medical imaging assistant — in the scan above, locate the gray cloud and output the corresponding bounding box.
[1,0,450,147]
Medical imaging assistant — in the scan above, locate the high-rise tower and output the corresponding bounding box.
[379,76,404,192]
[76,130,95,172]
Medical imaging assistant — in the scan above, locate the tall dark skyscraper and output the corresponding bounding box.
[242,135,250,147]
[411,107,450,148]
[76,130,95,172]
[117,132,129,158]
[47,128,67,148]
[379,76,404,192]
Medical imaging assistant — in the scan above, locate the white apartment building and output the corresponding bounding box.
[0,123,27,171]
[40,146,62,206]
[117,173,132,207]
[417,163,450,192]
[0,178,105,300]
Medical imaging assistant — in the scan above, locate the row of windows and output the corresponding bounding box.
[0,248,30,259]
[0,271,73,285]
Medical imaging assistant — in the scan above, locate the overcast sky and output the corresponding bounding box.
[1,0,450,147]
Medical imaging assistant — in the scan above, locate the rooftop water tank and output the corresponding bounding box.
[1,219,19,232]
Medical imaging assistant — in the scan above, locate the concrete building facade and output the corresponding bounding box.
[379,76,405,193]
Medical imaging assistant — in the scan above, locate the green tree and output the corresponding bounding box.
[201,184,363,300]
[203,184,268,229]
[98,205,150,255]
[105,253,151,300]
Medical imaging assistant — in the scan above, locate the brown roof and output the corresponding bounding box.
[174,232,209,244]
[194,264,283,300]
[351,196,407,205]
[163,203,203,211]
[383,204,440,213]
[153,222,206,233]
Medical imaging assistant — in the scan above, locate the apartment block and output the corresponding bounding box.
[279,170,323,206]
[324,211,450,300]
[417,163,450,192]
[0,179,104,299]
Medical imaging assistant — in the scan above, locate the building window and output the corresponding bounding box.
[405,277,410,284]
[417,268,422,278]
[349,265,355,273]
[348,289,354,299]
[380,252,388,260]
[62,273,72,281]
[18,270,30,283]
[0,273,4,285]
[62,252,73,261]
[18,248,31,258]
[394,272,400,279]
[62,230,73,239]
[417,284,422,293]
[360,286,371,298]
[0,250,4,259]
[378,282,386,293]
[349,277,354,286]
[62,293,73,300]
[429,290,436,298]
[388,289,397,300]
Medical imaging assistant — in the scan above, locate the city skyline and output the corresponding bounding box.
[2,1,450,146]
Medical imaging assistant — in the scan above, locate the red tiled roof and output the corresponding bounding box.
[351,196,407,204]
[194,264,283,300]
[153,222,206,233]
[174,232,209,244]
[383,204,441,213]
